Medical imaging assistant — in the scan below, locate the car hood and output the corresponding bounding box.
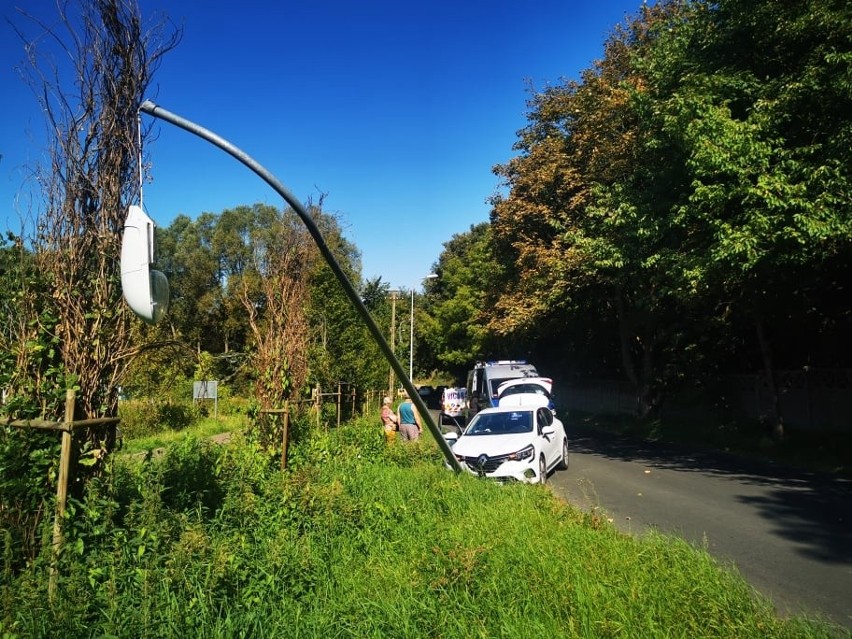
[452,433,534,458]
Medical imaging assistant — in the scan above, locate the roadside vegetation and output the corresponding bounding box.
[2,417,846,638]
[118,410,242,456]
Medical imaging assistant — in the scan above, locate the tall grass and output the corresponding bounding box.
[119,413,246,455]
[1,417,845,638]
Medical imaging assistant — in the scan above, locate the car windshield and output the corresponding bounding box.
[500,383,551,399]
[465,411,533,435]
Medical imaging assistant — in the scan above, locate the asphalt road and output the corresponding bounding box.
[546,424,852,630]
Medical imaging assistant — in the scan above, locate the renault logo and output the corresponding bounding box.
[476,454,489,470]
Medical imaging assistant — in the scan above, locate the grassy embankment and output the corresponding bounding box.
[1,414,846,638]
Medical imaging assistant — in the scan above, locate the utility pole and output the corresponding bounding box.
[409,289,414,381]
[389,291,398,398]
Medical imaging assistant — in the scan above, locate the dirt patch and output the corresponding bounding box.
[209,432,232,444]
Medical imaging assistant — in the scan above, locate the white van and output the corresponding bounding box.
[466,360,539,418]
[440,386,468,430]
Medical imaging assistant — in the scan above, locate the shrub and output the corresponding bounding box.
[118,400,199,440]
[0,427,59,570]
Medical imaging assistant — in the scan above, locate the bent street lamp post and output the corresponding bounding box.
[137,100,462,473]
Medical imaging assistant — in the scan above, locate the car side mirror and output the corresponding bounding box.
[444,431,459,447]
[120,205,169,324]
[542,425,556,437]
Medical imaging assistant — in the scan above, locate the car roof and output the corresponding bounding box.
[496,377,552,394]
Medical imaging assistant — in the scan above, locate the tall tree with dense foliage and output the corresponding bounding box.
[360,275,397,388]
[489,0,851,425]
[126,200,384,403]
[302,201,387,393]
[490,3,699,414]
[156,213,223,356]
[419,222,505,381]
[640,0,852,434]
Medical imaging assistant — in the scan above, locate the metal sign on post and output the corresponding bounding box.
[193,380,218,417]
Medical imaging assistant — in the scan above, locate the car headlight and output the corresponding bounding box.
[508,444,534,462]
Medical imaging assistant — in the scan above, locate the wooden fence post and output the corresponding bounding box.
[49,389,76,602]
[280,401,290,471]
[336,382,342,428]
[315,383,321,430]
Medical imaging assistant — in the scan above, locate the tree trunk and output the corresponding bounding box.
[755,314,784,440]
[616,290,660,418]
[637,321,661,418]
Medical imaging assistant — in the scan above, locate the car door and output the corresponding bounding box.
[537,406,559,468]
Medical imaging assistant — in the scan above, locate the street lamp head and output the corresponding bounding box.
[120,205,169,324]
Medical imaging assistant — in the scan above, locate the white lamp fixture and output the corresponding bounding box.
[120,204,169,324]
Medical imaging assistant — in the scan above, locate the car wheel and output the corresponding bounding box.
[557,439,569,471]
[538,454,547,484]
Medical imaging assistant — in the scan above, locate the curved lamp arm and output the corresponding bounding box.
[137,100,463,473]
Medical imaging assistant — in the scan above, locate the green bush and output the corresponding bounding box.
[118,400,199,440]
[0,427,59,570]
[217,393,250,416]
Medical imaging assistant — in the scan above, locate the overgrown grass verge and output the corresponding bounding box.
[119,413,246,455]
[1,417,845,638]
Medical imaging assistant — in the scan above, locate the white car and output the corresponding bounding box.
[496,377,554,410]
[444,405,568,484]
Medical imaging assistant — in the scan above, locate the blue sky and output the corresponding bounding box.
[1,0,647,290]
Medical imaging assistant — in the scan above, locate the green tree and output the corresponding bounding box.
[490,3,698,414]
[419,223,503,381]
[642,0,852,435]
[303,201,386,393]
[361,276,395,388]
[123,213,221,400]
[488,0,851,426]
[0,233,65,567]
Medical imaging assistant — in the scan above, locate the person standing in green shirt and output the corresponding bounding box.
[396,391,422,441]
